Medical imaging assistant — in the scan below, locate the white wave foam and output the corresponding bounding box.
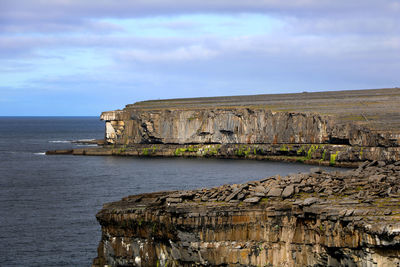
[34,152,46,155]
[76,144,98,147]
[49,140,71,143]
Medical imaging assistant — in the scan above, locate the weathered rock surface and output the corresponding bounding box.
[92,161,400,267]
[100,88,400,148]
[90,88,400,165]
[47,89,400,165]
[101,108,396,147]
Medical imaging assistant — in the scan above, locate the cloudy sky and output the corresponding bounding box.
[1,0,399,115]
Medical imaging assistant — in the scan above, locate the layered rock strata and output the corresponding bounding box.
[100,109,397,147]
[92,161,400,267]
[100,88,400,149]
[47,89,400,164]
[97,89,400,164]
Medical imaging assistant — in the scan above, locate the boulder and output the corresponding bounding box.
[282,185,295,198]
[267,187,283,197]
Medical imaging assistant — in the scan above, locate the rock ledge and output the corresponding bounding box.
[92,161,400,267]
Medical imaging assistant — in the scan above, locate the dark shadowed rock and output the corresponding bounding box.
[310,167,324,174]
[358,161,370,169]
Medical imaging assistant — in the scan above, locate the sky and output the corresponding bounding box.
[1,0,399,116]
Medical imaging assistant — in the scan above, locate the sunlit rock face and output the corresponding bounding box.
[92,162,400,267]
[101,108,395,147]
[91,91,400,266]
[100,88,400,147]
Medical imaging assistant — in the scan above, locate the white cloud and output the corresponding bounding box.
[117,45,218,62]
[284,16,400,36]
[1,0,398,34]
[1,0,399,115]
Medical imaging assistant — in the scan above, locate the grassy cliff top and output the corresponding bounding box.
[126,88,400,132]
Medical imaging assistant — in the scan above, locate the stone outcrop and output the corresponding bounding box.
[92,161,400,267]
[100,109,396,147]
[95,89,400,165]
[48,89,400,165]
[88,89,400,266]
[100,88,400,149]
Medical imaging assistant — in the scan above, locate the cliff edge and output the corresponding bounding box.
[80,88,400,166]
[90,88,400,266]
[93,161,400,267]
[100,88,400,147]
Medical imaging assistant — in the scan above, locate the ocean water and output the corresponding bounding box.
[0,117,342,266]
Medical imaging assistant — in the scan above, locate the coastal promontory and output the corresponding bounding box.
[92,161,400,266]
[49,88,400,166]
[85,88,400,266]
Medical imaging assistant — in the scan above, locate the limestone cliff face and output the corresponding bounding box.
[101,108,394,147]
[91,91,400,266]
[92,162,400,267]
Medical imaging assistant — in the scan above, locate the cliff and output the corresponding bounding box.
[101,108,397,147]
[92,161,400,267]
[90,88,400,165]
[89,89,400,266]
[46,88,400,165]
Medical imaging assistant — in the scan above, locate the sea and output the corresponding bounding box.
[0,117,343,266]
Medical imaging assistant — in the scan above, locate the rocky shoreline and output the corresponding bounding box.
[92,160,400,267]
[46,143,400,168]
[44,89,400,266]
[48,89,400,168]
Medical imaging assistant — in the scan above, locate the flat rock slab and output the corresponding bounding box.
[243,197,261,203]
[302,197,320,206]
[267,187,283,197]
[282,185,295,198]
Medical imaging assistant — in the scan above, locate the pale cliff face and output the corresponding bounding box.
[101,108,395,147]
[135,109,328,145]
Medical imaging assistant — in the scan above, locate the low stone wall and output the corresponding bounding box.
[92,161,400,267]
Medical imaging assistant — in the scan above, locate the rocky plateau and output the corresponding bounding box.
[92,161,400,267]
[44,88,400,266]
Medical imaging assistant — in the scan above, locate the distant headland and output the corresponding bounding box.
[48,88,400,167]
[45,87,400,266]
